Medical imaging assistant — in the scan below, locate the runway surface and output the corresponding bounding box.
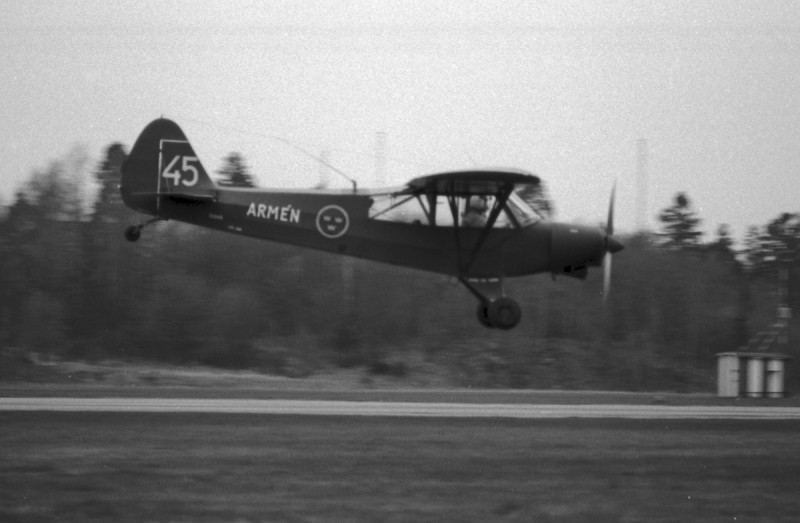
[3,397,800,419]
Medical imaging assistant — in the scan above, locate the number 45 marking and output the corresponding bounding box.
[162,155,199,187]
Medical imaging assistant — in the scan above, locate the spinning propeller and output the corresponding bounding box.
[547,182,623,298]
[602,182,623,301]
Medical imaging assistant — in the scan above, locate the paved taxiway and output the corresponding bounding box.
[3,397,800,419]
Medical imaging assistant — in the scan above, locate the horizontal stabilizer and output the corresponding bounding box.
[127,191,216,202]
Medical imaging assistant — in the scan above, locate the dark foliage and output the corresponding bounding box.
[657,192,703,248]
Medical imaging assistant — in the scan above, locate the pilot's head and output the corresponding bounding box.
[467,195,488,212]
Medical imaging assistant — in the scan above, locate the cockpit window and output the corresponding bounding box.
[369,184,543,228]
[506,191,542,226]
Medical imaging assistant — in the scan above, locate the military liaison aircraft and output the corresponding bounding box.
[121,118,623,330]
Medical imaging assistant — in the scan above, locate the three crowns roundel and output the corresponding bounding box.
[315,205,349,239]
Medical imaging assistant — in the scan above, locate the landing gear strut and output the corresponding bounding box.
[439,184,524,330]
[124,218,163,242]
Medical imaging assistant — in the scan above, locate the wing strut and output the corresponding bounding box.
[443,181,515,275]
[405,175,526,330]
[445,188,463,268]
[458,276,505,304]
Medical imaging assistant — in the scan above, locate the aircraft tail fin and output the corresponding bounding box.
[121,118,216,215]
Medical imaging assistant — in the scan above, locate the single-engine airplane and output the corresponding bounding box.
[121,118,623,330]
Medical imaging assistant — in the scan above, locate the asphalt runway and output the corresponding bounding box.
[3,397,800,419]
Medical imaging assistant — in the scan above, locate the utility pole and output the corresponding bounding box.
[777,250,792,351]
[635,138,649,233]
[374,132,387,187]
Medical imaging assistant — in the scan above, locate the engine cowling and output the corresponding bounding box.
[549,223,618,279]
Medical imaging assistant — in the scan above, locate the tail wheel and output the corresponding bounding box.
[124,218,163,243]
[487,297,521,330]
[124,225,142,242]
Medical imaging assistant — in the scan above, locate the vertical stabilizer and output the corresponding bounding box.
[121,118,215,215]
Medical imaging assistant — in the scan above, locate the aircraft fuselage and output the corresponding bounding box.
[145,188,553,278]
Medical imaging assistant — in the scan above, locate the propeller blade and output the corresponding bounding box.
[603,181,620,302]
[606,180,616,236]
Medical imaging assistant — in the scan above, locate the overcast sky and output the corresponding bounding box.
[2,0,799,239]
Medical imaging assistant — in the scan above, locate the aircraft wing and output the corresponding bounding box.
[402,169,540,196]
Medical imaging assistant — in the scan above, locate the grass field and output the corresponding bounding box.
[3,412,800,522]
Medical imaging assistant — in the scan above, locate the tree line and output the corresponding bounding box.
[0,143,797,391]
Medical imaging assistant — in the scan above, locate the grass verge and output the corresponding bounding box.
[2,413,800,522]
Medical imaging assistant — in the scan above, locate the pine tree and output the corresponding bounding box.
[657,192,703,249]
[91,143,128,223]
[742,213,800,273]
[712,224,733,250]
[764,213,800,258]
[216,152,255,187]
[708,224,739,264]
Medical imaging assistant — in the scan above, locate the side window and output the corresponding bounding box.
[370,195,430,224]
[369,190,536,228]
[506,191,541,226]
[434,195,455,226]
[461,195,515,228]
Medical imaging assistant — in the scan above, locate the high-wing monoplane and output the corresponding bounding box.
[121,118,623,330]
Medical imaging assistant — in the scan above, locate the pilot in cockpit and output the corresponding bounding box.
[463,195,489,227]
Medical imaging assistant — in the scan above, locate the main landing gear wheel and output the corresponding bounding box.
[475,297,522,330]
[488,297,521,330]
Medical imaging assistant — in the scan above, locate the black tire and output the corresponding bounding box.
[476,303,494,328]
[124,225,141,242]
[487,297,521,330]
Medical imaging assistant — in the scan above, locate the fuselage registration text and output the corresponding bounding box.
[246,202,301,224]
